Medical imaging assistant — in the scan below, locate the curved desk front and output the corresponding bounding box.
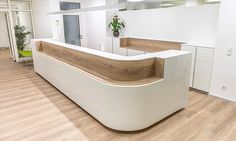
[32,39,191,131]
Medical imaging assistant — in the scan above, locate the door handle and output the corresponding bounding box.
[77,35,82,39]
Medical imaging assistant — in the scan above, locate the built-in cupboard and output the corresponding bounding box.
[111,38,215,93]
[182,45,215,93]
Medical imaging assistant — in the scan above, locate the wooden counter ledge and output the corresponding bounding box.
[120,37,183,52]
[35,41,165,86]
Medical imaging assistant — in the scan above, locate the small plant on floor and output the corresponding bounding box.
[14,25,31,58]
[108,15,125,38]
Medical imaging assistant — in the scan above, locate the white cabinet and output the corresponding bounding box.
[181,45,196,87]
[181,45,215,92]
[193,47,214,92]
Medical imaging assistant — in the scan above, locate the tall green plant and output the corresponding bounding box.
[14,25,31,51]
[108,15,125,37]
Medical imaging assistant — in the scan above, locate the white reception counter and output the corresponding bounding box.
[31,39,191,131]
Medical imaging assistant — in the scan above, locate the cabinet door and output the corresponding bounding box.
[181,45,196,87]
[193,47,214,92]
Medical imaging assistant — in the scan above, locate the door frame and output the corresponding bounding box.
[60,1,81,46]
[59,1,87,47]
[5,12,15,59]
[0,10,16,60]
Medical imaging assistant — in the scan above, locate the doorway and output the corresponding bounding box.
[0,12,15,59]
[60,2,81,46]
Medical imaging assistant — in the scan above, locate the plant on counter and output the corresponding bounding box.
[108,15,125,38]
[14,25,31,57]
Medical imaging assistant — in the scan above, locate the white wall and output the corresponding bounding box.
[115,4,219,47]
[49,0,64,41]
[210,0,236,102]
[0,12,10,48]
[32,0,53,38]
[36,0,106,49]
[49,0,106,49]
[83,0,106,50]
[49,0,82,42]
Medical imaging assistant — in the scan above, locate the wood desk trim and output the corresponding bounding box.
[120,37,183,52]
[35,41,165,86]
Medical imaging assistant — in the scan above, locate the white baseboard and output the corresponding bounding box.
[209,92,236,103]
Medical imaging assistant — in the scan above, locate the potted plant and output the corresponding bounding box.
[108,15,125,37]
[14,25,31,58]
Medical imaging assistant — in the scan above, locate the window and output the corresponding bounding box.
[11,0,31,10]
[0,0,8,9]
[12,11,33,49]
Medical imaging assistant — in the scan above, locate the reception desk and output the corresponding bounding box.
[32,39,191,131]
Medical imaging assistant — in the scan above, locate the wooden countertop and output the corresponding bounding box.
[120,37,184,52]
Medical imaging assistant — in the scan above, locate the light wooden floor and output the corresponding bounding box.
[1,49,236,141]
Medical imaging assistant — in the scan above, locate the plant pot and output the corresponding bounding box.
[113,30,120,37]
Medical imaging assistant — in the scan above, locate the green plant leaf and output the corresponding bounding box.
[14,25,31,51]
[108,15,125,35]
